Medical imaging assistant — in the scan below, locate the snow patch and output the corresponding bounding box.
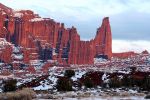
[12,46,20,53]
[71,70,86,81]
[14,12,23,18]
[0,38,12,49]
[12,54,23,60]
[33,84,53,90]
[102,73,109,83]
[94,58,108,64]
[30,18,44,22]
[30,60,43,66]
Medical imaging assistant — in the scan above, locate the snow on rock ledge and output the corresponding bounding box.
[14,12,23,18]
[30,17,44,22]
[0,38,12,49]
[12,54,23,60]
[94,58,108,64]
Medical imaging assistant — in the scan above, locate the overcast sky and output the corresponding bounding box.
[0,0,150,52]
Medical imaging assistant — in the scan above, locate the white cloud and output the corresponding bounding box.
[1,0,150,21]
[113,40,150,53]
[127,0,150,13]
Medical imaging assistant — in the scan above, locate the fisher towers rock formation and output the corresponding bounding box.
[0,3,112,65]
[95,17,112,59]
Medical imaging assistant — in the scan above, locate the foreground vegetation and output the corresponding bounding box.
[0,88,36,100]
[1,67,150,99]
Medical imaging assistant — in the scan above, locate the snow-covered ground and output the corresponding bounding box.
[0,52,150,100]
[36,88,146,100]
[62,96,145,100]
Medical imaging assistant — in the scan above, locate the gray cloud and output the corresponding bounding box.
[110,11,150,40]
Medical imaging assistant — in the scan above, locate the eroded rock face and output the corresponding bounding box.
[0,38,12,63]
[0,3,112,65]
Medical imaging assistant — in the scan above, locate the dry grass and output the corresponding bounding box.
[0,88,36,100]
[120,92,130,97]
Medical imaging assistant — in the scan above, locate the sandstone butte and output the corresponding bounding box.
[0,3,139,66]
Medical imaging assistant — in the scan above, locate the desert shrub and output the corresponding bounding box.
[81,71,103,87]
[122,76,133,87]
[130,67,136,73]
[18,88,36,100]
[3,79,17,92]
[56,77,73,91]
[109,76,122,88]
[83,77,94,88]
[142,76,150,91]
[145,94,150,99]
[122,75,145,88]
[0,88,36,100]
[64,70,75,78]
[73,80,82,90]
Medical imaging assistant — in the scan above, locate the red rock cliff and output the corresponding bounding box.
[0,3,112,65]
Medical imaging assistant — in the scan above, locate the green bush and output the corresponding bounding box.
[56,77,73,91]
[3,79,17,92]
[64,70,75,78]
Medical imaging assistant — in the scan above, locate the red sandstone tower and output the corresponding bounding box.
[68,17,112,64]
[94,17,112,59]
